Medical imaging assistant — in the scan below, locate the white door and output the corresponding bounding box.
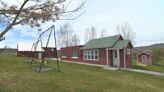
[38,53,42,59]
[113,50,120,67]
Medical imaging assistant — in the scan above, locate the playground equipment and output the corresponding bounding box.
[29,25,60,72]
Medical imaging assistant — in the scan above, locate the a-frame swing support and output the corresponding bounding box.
[29,41,40,67]
[53,26,60,72]
[29,25,60,72]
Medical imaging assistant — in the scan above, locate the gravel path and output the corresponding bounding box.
[122,68,164,76]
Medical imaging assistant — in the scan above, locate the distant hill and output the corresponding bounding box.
[144,43,164,48]
[0,48,17,54]
[136,43,164,48]
[133,43,164,54]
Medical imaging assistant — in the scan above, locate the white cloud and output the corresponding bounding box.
[13,25,40,38]
[1,0,164,48]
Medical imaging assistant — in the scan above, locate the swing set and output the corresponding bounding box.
[28,25,60,72]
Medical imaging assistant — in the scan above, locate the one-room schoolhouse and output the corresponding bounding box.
[61,35,133,68]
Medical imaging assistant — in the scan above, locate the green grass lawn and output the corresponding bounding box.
[0,53,164,92]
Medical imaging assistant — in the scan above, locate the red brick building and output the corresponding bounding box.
[17,42,57,58]
[136,50,152,65]
[61,35,133,68]
[42,47,57,58]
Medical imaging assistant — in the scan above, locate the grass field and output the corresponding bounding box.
[0,53,164,92]
[132,58,164,73]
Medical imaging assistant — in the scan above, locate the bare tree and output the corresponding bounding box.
[116,22,135,44]
[0,0,85,41]
[58,23,80,47]
[72,34,80,46]
[100,29,106,38]
[84,26,97,43]
[58,23,73,47]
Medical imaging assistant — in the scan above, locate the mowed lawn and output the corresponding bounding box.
[0,53,164,92]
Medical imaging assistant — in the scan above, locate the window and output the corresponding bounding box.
[91,50,94,59]
[83,49,99,61]
[95,50,98,59]
[72,51,78,59]
[126,49,131,54]
[83,50,87,60]
[62,52,67,58]
[114,50,117,57]
[88,50,91,59]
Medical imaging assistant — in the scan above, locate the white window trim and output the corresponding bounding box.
[83,49,99,61]
[84,58,99,61]
[62,56,67,58]
[71,57,78,59]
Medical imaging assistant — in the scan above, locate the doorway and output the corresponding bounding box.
[113,50,120,67]
[142,55,147,64]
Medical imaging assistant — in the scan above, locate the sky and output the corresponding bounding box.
[0,0,164,48]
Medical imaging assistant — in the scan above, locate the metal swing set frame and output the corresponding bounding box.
[29,25,60,72]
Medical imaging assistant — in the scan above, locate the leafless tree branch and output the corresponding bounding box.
[116,22,136,45]
[0,0,85,41]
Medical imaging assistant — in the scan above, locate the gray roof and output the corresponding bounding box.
[137,50,152,56]
[81,35,132,50]
[81,35,121,49]
[113,40,130,49]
